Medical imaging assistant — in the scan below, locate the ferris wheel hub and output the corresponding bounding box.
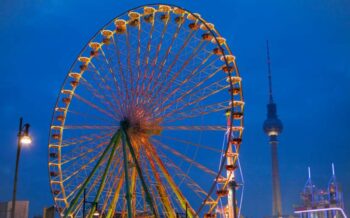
[120,116,162,137]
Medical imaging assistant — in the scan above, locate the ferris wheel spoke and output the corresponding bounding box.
[121,129,158,217]
[163,125,227,132]
[73,93,119,121]
[157,150,213,201]
[105,170,124,217]
[140,16,156,69]
[124,30,137,107]
[61,141,118,192]
[127,137,141,215]
[163,100,230,124]
[110,35,131,111]
[138,149,162,216]
[83,62,123,117]
[93,48,126,116]
[143,17,186,96]
[58,154,105,209]
[70,144,122,217]
[64,130,121,217]
[145,29,196,98]
[63,149,111,212]
[158,135,222,153]
[168,58,223,96]
[153,52,219,110]
[160,79,229,121]
[156,68,224,117]
[60,146,112,185]
[70,165,110,217]
[151,138,217,177]
[140,21,154,69]
[147,13,173,72]
[131,36,148,108]
[143,145,176,216]
[99,155,124,213]
[86,132,121,217]
[61,148,106,185]
[154,27,198,85]
[139,15,165,95]
[63,125,119,130]
[155,22,193,79]
[130,166,139,215]
[144,140,196,217]
[155,68,223,117]
[62,138,117,166]
[60,141,109,166]
[152,49,215,112]
[152,37,207,105]
[106,170,125,218]
[60,131,113,148]
[67,108,113,124]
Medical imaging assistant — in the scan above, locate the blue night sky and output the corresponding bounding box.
[1,0,349,217]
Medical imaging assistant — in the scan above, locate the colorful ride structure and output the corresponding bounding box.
[48,4,245,218]
[294,164,347,218]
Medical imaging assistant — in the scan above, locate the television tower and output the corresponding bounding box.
[263,41,284,217]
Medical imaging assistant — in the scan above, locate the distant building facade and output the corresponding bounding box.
[0,201,29,218]
[43,206,55,218]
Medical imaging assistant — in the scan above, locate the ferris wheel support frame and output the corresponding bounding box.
[121,129,133,218]
[60,127,203,218]
[63,131,121,218]
[63,125,160,218]
[120,120,159,217]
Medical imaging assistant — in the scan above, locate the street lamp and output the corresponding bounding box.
[83,188,100,217]
[11,117,32,218]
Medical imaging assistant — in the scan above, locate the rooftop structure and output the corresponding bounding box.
[43,206,55,218]
[294,164,347,218]
[0,201,29,218]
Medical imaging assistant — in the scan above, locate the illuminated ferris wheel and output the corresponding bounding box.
[48,4,244,218]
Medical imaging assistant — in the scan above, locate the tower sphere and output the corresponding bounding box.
[263,103,283,136]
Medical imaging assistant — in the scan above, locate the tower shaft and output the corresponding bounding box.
[271,141,282,217]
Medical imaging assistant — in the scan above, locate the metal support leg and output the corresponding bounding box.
[64,130,121,218]
[88,132,121,218]
[121,127,158,217]
[229,181,238,218]
[122,132,133,218]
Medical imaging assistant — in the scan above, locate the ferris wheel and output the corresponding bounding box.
[48,4,244,218]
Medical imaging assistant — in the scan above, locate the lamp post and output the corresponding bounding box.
[175,203,188,218]
[11,117,32,218]
[83,188,100,217]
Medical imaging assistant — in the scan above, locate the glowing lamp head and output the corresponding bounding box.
[20,123,32,145]
[20,135,32,145]
[92,202,99,216]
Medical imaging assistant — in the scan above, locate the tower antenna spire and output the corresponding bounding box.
[332,163,335,176]
[308,167,311,179]
[266,40,274,103]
